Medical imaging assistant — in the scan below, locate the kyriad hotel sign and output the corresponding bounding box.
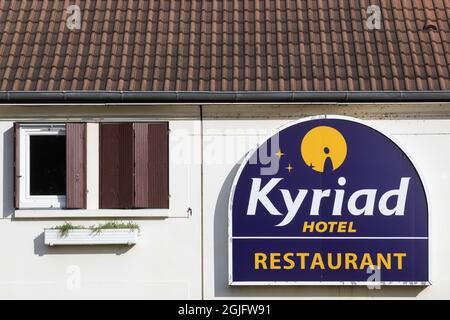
[229,116,429,285]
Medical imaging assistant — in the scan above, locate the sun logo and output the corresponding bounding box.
[300,126,347,173]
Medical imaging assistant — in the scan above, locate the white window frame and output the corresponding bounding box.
[19,124,67,209]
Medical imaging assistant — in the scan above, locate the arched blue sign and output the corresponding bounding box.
[229,116,429,285]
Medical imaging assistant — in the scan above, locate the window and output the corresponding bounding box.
[30,134,66,196]
[100,122,169,209]
[14,122,167,211]
[15,123,86,209]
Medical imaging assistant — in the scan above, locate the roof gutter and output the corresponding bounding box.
[0,91,450,104]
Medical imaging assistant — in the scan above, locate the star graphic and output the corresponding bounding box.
[286,164,294,173]
[275,149,285,159]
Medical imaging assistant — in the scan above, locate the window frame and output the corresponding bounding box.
[19,124,67,209]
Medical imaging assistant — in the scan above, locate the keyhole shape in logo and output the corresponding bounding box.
[300,126,347,173]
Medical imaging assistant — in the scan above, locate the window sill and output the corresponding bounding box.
[14,209,170,219]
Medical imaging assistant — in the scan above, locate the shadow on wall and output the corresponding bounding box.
[33,233,133,256]
[213,163,426,298]
[3,127,14,218]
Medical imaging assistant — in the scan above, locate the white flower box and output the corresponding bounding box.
[44,228,138,246]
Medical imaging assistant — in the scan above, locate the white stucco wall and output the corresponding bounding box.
[201,103,450,299]
[1,103,450,299]
[0,106,202,299]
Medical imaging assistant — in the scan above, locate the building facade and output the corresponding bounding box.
[0,1,450,299]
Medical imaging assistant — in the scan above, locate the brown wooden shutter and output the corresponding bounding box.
[100,123,134,209]
[66,123,87,209]
[134,122,169,209]
[14,123,20,209]
[133,123,149,208]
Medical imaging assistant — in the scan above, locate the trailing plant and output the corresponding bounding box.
[52,221,140,237]
[52,222,84,237]
[91,221,140,234]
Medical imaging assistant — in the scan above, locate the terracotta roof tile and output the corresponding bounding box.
[0,0,449,92]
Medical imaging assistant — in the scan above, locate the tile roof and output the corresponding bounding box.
[0,0,449,92]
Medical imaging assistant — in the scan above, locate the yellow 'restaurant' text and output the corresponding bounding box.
[254,252,407,270]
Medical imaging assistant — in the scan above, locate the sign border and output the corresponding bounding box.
[228,115,431,286]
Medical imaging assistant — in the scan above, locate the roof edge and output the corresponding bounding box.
[0,91,450,104]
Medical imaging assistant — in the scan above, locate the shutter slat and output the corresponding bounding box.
[100,123,134,209]
[134,122,169,209]
[14,123,20,209]
[66,123,86,209]
[134,123,149,207]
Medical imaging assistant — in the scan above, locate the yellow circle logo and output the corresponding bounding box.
[300,126,347,173]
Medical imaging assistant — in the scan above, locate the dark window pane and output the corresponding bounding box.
[30,135,66,195]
